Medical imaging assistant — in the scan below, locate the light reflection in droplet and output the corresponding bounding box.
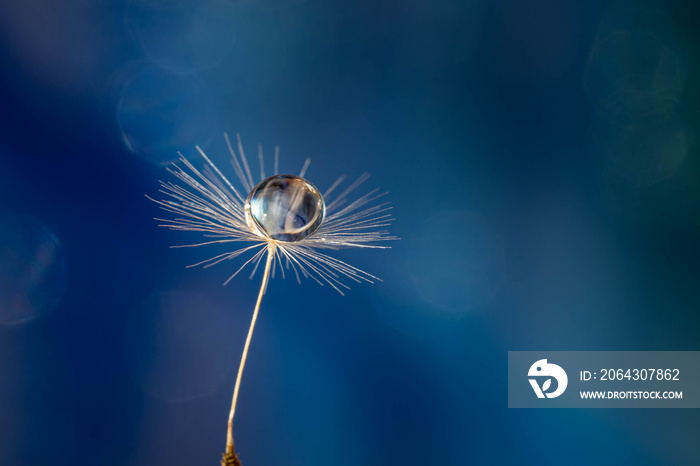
[126,0,236,75]
[116,66,216,165]
[124,292,233,403]
[245,175,325,242]
[407,211,506,313]
[0,214,65,326]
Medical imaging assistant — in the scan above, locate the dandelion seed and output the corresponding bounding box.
[148,134,396,465]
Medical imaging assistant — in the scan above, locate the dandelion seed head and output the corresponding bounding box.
[149,134,397,294]
[244,174,325,242]
[147,134,396,463]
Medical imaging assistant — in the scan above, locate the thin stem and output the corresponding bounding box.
[225,243,275,458]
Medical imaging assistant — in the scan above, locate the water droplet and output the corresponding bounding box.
[245,175,325,242]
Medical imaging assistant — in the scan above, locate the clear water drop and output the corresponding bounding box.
[245,175,325,242]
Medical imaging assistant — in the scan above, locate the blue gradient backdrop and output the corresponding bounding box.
[0,0,699,465]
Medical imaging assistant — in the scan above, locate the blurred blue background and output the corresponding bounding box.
[0,0,699,465]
